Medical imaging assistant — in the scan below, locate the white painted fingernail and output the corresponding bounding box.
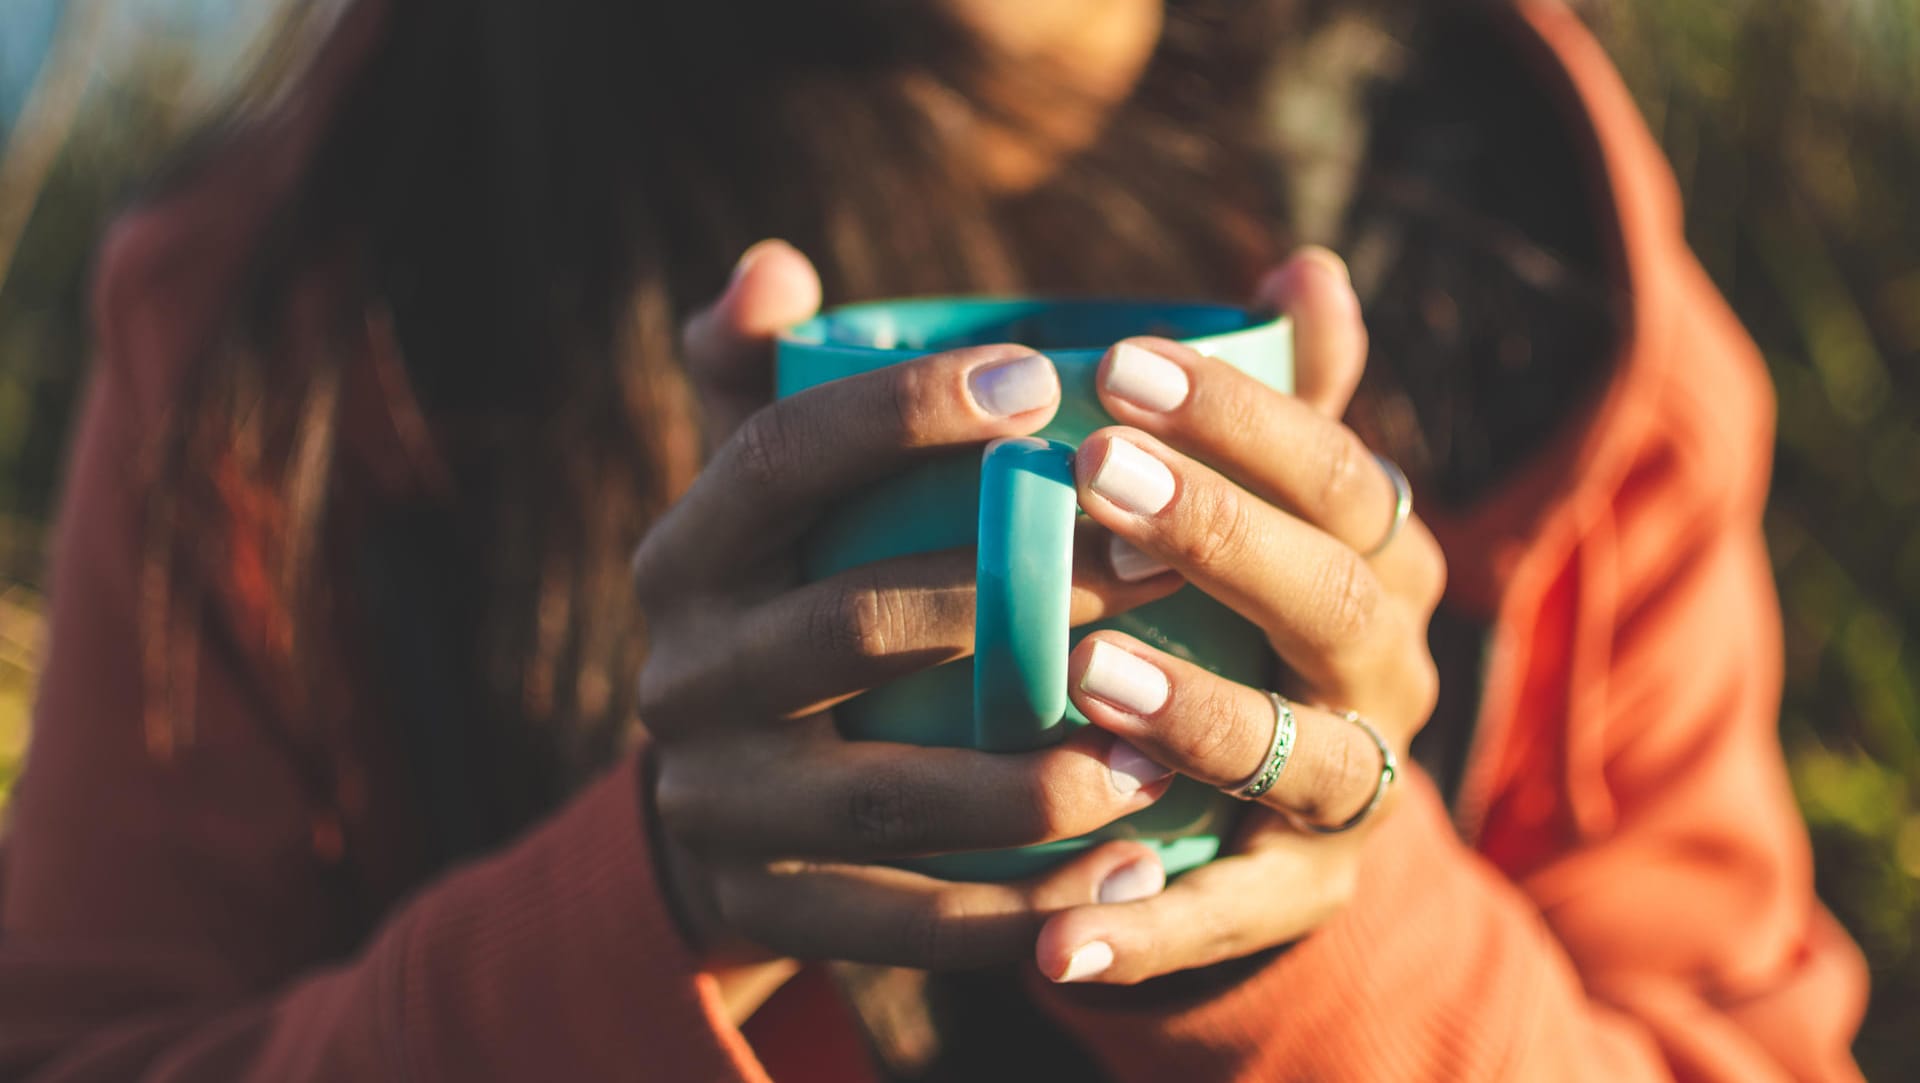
[1089,438,1175,515]
[968,353,1058,417]
[1104,342,1190,412]
[1098,856,1166,904]
[1056,940,1115,983]
[1297,245,1352,287]
[1108,535,1172,582]
[1083,641,1169,716]
[1106,740,1172,797]
[730,239,780,283]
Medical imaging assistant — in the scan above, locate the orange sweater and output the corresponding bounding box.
[0,2,1867,1080]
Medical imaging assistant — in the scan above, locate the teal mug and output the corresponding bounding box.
[776,298,1291,881]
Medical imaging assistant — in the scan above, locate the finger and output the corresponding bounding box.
[1035,823,1365,984]
[634,345,1061,592]
[1250,247,1366,417]
[1073,427,1397,689]
[1093,336,1403,556]
[643,525,1185,729]
[1067,632,1388,827]
[654,723,1175,861]
[681,240,822,408]
[714,839,1159,970]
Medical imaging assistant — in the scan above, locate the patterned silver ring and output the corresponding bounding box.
[1227,691,1296,801]
[1362,454,1412,559]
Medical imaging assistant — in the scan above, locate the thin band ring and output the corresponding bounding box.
[1297,710,1398,835]
[1227,692,1296,801]
[1363,454,1412,559]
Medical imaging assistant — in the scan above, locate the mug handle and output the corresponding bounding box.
[974,437,1079,752]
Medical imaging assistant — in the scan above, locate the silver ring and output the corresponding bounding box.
[1363,454,1412,559]
[1297,710,1398,834]
[1227,692,1296,801]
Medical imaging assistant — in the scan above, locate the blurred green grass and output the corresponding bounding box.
[1,1,1917,1076]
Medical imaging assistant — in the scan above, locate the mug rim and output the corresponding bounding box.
[778,294,1290,359]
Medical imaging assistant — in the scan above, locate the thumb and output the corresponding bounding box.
[1251,247,1366,418]
[681,239,823,400]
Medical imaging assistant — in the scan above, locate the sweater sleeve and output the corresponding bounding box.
[0,329,768,1081]
[1042,764,1863,1082]
[1034,119,1866,1083]
[1037,5,1867,1078]
[1035,324,1868,1080]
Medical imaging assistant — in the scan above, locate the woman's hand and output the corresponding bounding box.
[641,243,1188,996]
[655,242,1443,996]
[1033,249,1449,985]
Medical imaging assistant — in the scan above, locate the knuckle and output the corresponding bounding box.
[886,362,944,449]
[1169,685,1249,773]
[636,627,738,724]
[846,767,930,854]
[911,887,1020,970]
[1409,652,1441,731]
[630,522,694,614]
[1189,903,1240,965]
[650,755,703,840]
[1314,553,1380,648]
[1212,377,1269,445]
[733,405,799,492]
[635,654,691,730]
[629,538,665,607]
[1317,428,1373,513]
[1309,726,1363,817]
[1416,530,1449,613]
[710,867,770,937]
[1174,483,1254,571]
[810,577,900,663]
[1014,760,1091,841]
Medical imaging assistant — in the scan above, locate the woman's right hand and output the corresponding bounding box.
[638,242,1182,981]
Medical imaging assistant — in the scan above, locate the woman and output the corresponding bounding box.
[0,0,1868,1079]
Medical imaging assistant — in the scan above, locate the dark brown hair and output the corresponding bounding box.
[149,0,1316,869]
[147,0,1624,887]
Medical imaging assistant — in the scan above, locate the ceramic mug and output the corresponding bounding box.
[776,298,1292,881]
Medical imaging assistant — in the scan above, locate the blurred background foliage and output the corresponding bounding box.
[1570,3,1920,1076]
[0,0,1915,1076]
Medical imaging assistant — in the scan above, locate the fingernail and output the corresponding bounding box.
[1108,535,1172,582]
[1106,739,1172,797]
[1055,940,1115,983]
[1089,437,1175,515]
[1083,641,1170,717]
[730,238,785,284]
[1098,856,1166,904]
[1104,342,1190,412]
[968,353,1058,417]
[1295,245,1352,287]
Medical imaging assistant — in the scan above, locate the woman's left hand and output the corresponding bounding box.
[1035,248,1449,985]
